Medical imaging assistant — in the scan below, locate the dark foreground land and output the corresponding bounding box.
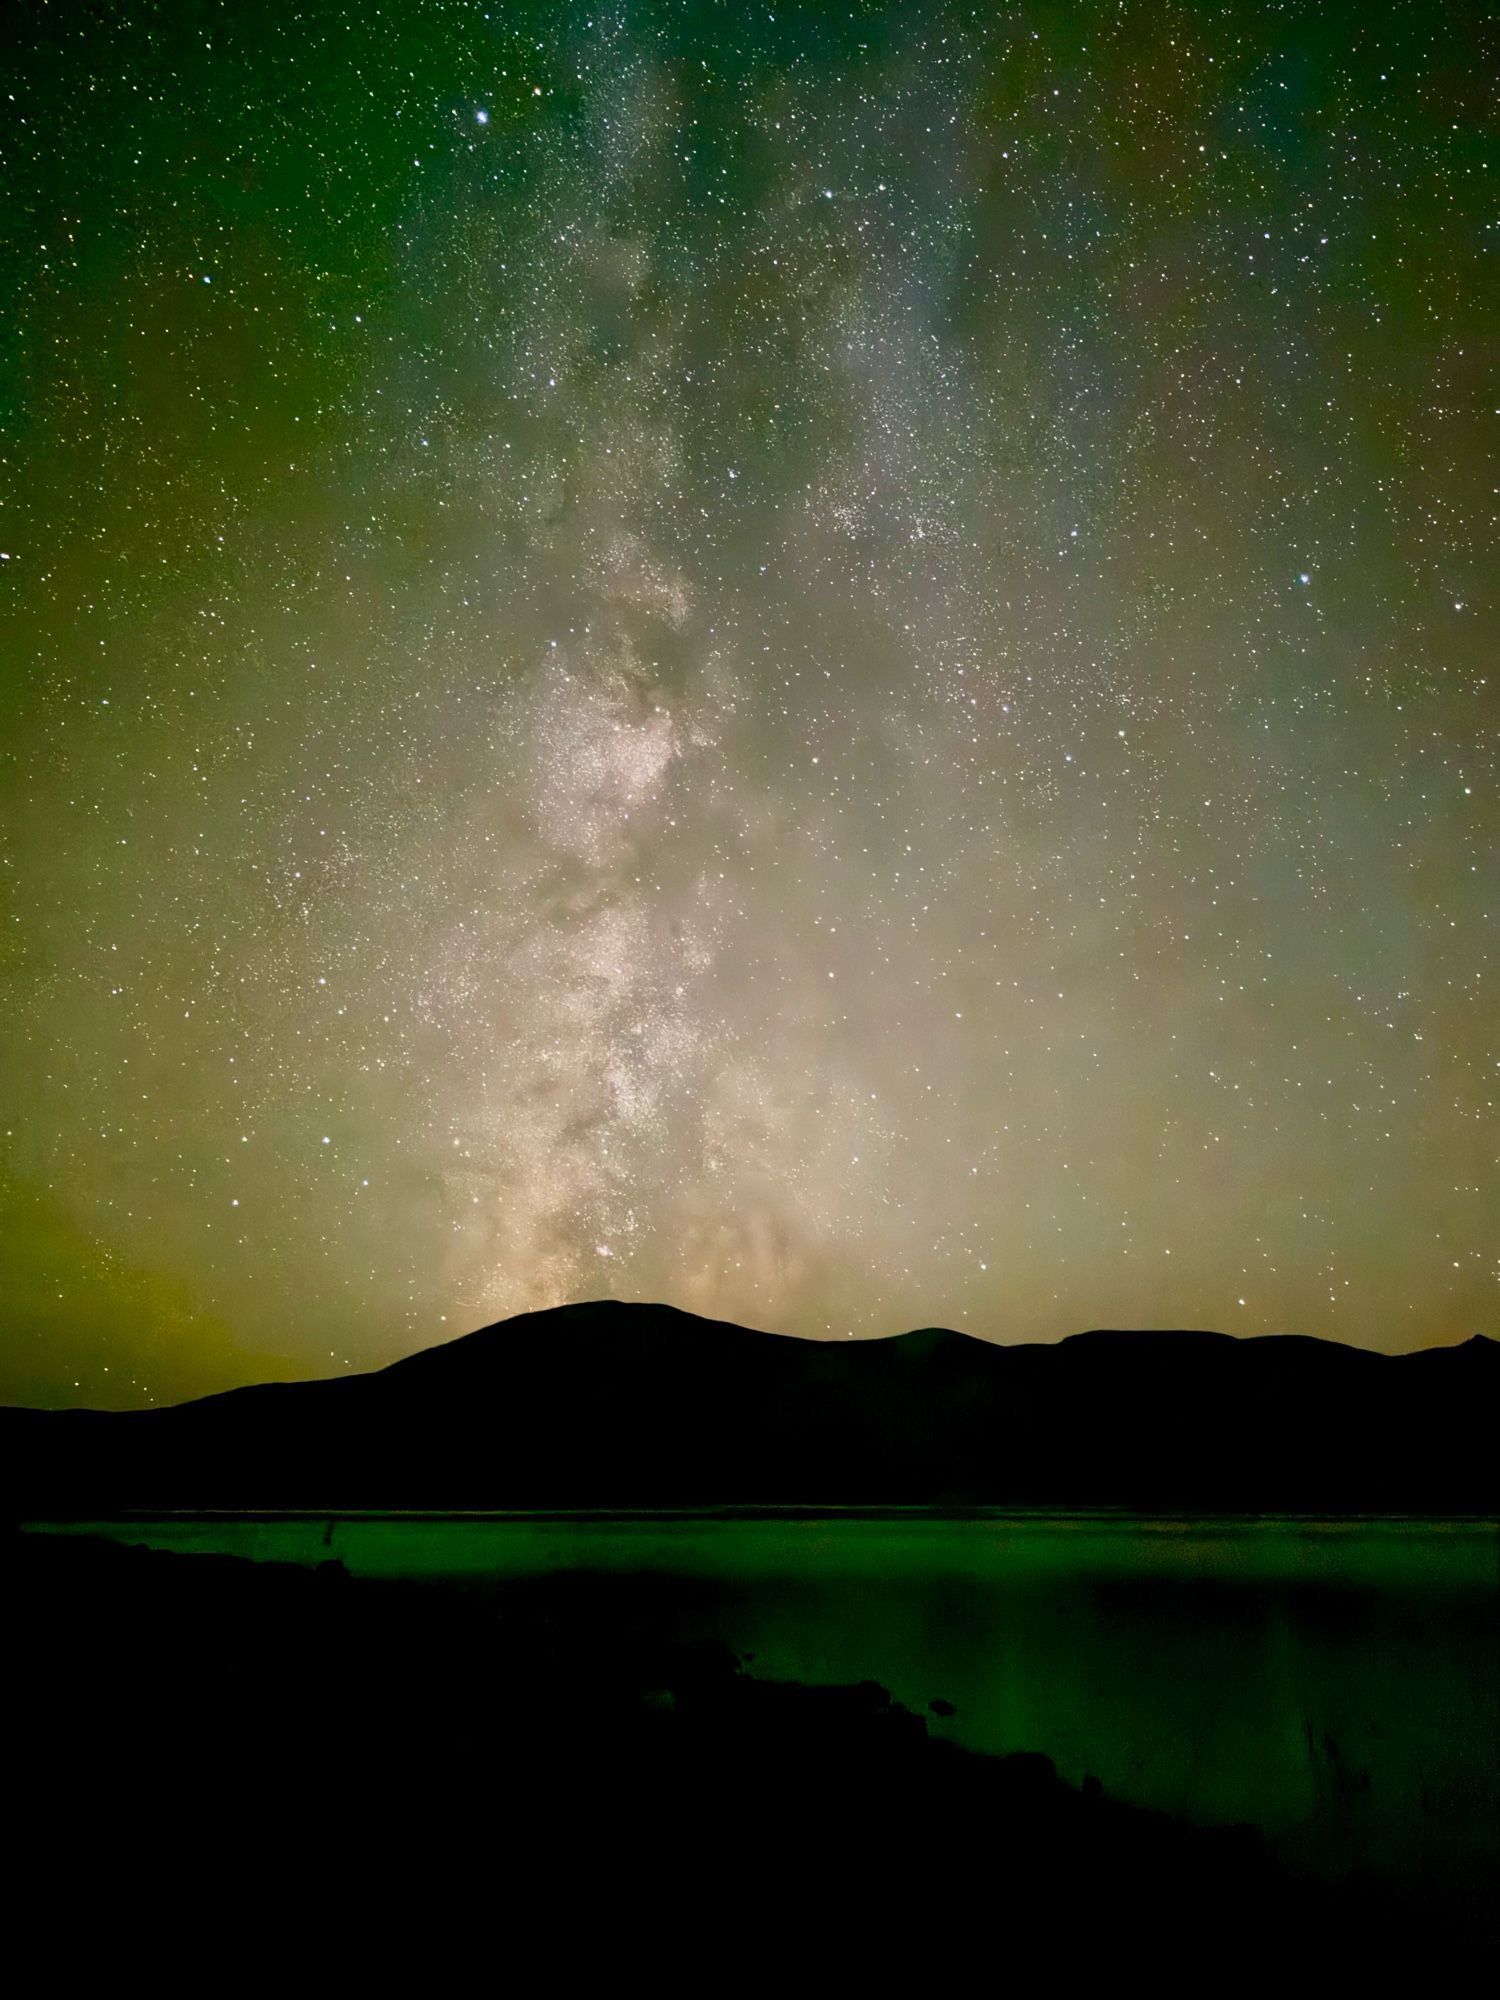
[9,1530,1491,1981]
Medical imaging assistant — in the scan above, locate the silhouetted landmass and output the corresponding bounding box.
[4,1302,1495,1510]
[7,1530,1483,1976]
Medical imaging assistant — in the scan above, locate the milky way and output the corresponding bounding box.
[2,2,1493,1404]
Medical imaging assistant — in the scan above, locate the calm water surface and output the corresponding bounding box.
[27,1512,1497,1890]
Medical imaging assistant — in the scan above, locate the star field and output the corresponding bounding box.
[1,0,1494,1405]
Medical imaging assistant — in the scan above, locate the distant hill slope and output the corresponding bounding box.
[3,1301,1495,1511]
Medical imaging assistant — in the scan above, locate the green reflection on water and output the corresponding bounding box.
[26,1512,1498,1891]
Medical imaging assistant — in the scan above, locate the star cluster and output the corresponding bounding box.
[1,1,1493,1404]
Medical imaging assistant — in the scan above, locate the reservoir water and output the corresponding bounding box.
[25,1511,1496,1898]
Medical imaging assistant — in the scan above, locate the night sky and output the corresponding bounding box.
[2,1,1493,1407]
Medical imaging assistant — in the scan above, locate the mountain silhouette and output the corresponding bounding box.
[4,1301,1495,1510]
